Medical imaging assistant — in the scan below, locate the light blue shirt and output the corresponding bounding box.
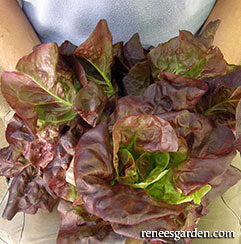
[22,0,216,47]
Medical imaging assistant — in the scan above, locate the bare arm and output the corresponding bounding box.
[0,0,40,117]
[0,0,40,71]
[203,0,241,64]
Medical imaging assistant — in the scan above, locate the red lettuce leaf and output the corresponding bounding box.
[43,116,87,201]
[27,124,58,168]
[1,43,77,133]
[43,142,76,202]
[2,165,56,220]
[113,33,146,71]
[112,216,180,242]
[59,40,88,88]
[59,40,77,56]
[73,81,107,127]
[112,203,204,243]
[123,33,146,69]
[235,99,241,151]
[57,200,127,244]
[175,152,236,195]
[197,20,221,49]
[157,72,208,110]
[74,120,182,227]
[196,68,241,128]
[112,114,178,173]
[6,113,59,168]
[112,33,149,97]
[122,60,151,96]
[157,110,236,195]
[147,29,229,80]
[201,165,241,206]
[0,146,26,178]
[74,20,115,96]
[159,110,235,157]
[6,114,34,161]
[114,76,207,122]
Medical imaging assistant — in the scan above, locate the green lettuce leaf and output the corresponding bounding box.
[117,148,139,185]
[132,152,169,188]
[112,114,179,175]
[147,169,211,205]
[120,139,188,190]
[168,136,188,169]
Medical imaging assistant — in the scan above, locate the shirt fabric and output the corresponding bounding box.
[22,0,216,46]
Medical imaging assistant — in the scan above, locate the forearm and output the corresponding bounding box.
[204,0,241,64]
[0,0,40,72]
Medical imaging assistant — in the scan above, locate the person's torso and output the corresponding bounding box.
[22,0,216,46]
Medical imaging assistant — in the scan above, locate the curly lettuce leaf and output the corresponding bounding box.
[112,115,178,176]
[2,165,56,220]
[5,114,35,161]
[43,116,87,202]
[112,203,202,243]
[159,110,235,157]
[176,152,236,196]
[157,110,236,195]
[0,146,27,178]
[114,76,207,122]
[57,200,127,244]
[6,113,59,169]
[147,28,229,80]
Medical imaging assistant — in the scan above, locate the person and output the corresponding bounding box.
[0,0,240,243]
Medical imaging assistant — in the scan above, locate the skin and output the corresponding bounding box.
[203,0,241,64]
[0,0,40,71]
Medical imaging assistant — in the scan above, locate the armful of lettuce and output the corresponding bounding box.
[0,19,240,244]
